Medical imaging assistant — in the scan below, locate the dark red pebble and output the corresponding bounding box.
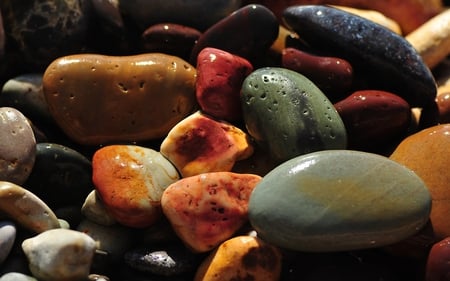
[426,237,450,281]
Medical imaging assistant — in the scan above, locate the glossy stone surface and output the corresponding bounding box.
[0,107,36,185]
[196,47,253,121]
[160,111,254,177]
[194,235,282,281]
[190,4,279,65]
[426,237,450,281]
[436,89,450,123]
[241,67,347,164]
[334,90,411,151]
[283,5,437,107]
[43,53,197,145]
[0,181,60,233]
[390,124,450,239]
[92,145,179,228]
[23,143,93,209]
[281,47,353,103]
[249,150,432,252]
[161,172,261,252]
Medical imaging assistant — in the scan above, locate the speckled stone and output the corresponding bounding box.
[0,107,36,185]
[249,150,432,252]
[241,67,347,164]
[0,221,16,265]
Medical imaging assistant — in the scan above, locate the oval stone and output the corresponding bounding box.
[42,53,197,145]
[248,150,432,252]
[0,221,16,265]
[241,67,347,164]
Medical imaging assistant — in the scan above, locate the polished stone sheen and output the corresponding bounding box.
[241,67,347,164]
[248,150,432,252]
[92,145,180,228]
[426,237,450,281]
[43,53,197,145]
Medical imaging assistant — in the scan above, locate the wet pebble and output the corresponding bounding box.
[241,67,347,164]
[92,145,179,228]
[161,172,261,252]
[249,150,432,252]
[426,236,450,281]
[21,228,97,281]
[0,221,16,265]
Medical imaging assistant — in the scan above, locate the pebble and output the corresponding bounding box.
[436,89,450,123]
[0,181,60,233]
[281,47,353,103]
[425,236,450,281]
[81,190,117,226]
[0,107,36,185]
[160,111,254,177]
[92,145,180,228]
[334,90,411,151]
[390,124,450,240]
[248,150,432,252]
[21,228,97,281]
[23,143,93,209]
[241,67,347,164]
[194,235,282,281]
[195,47,253,121]
[0,272,37,281]
[0,221,16,265]
[161,172,261,252]
[42,53,197,145]
[189,4,279,65]
[282,5,437,108]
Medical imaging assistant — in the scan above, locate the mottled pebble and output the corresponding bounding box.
[0,107,36,185]
[160,111,254,177]
[194,235,282,281]
[161,172,261,252]
[0,272,37,281]
[0,221,16,265]
[81,190,117,226]
[92,145,179,228]
[43,53,197,145]
[0,181,60,233]
[22,228,97,281]
[241,67,347,164]
[196,47,253,121]
[249,150,432,252]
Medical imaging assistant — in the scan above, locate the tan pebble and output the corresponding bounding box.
[0,181,60,233]
[406,8,450,69]
[194,235,282,281]
[81,190,117,226]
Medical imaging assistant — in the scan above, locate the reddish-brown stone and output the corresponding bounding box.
[426,237,450,281]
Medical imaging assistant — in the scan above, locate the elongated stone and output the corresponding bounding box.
[0,181,60,233]
[161,172,261,252]
[43,53,197,145]
[241,67,347,164]
[282,5,437,107]
[0,221,15,265]
[92,145,179,228]
[249,150,432,252]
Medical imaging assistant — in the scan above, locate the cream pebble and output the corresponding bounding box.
[81,190,117,226]
[21,228,97,281]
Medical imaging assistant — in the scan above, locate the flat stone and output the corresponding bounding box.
[249,150,432,252]
[161,172,261,252]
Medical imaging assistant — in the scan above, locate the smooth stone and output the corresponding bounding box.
[22,228,97,281]
[0,272,37,281]
[282,5,437,107]
[88,274,110,281]
[0,0,92,69]
[241,67,347,164]
[190,4,279,65]
[23,143,93,209]
[42,53,197,145]
[194,235,282,281]
[436,89,450,123]
[0,221,16,265]
[76,219,133,263]
[390,124,450,239]
[0,107,36,185]
[160,111,254,177]
[142,23,202,61]
[0,181,60,233]
[161,172,261,252]
[90,0,123,32]
[249,150,432,252]
[81,190,117,226]
[426,237,450,281]
[281,47,353,103]
[92,145,179,228]
[119,0,242,31]
[334,90,411,151]
[196,47,253,122]
[124,244,200,276]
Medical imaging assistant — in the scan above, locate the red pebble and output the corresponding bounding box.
[196,47,253,121]
[426,237,450,281]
